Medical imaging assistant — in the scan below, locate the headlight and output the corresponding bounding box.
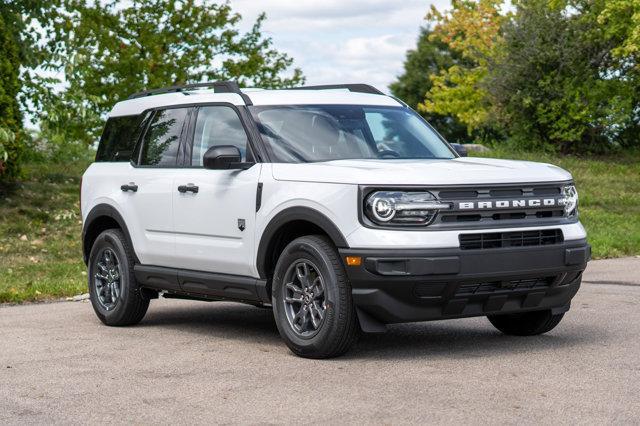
[559,185,578,216]
[364,191,450,226]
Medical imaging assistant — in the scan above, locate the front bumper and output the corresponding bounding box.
[339,239,590,326]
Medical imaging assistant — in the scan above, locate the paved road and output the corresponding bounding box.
[1,258,639,424]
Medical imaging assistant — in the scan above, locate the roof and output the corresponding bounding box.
[109,87,402,117]
[247,89,401,107]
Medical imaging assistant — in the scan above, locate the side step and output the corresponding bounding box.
[134,264,270,304]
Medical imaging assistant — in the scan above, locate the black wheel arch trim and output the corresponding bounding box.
[256,206,349,279]
[82,204,139,265]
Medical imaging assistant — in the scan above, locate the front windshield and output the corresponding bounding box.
[249,105,456,163]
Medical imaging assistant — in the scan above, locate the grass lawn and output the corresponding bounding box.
[0,159,91,303]
[1,149,638,303]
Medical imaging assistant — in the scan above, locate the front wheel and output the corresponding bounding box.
[272,235,359,358]
[487,310,565,336]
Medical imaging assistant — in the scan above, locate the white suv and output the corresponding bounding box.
[81,82,590,358]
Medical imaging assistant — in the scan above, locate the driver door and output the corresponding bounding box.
[171,105,261,277]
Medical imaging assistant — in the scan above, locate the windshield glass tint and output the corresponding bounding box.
[250,105,455,163]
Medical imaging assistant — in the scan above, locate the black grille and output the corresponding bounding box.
[433,183,568,228]
[459,229,563,250]
[437,185,562,201]
[360,182,575,231]
[456,277,552,296]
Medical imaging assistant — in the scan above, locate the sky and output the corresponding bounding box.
[229,0,450,93]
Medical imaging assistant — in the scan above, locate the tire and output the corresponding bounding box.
[487,310,565,336]
[88,229,149,326]
[272,235,359,358]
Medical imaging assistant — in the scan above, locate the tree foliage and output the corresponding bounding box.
[390,27,468,142]
[406,0,640,152]
[598,0,640,62]
[0,11,21,130]
[419,0,506,135]
[0,4,25,184]
[0,2,38,184]
[0,0,68,184]
[487,0,638,151]
[42,0,305,148]
[0,0,305,180]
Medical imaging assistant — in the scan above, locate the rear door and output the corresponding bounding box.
[121,107,190,267]
[171,105,261,276]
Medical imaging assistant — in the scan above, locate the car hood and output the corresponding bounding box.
[271,157,573,186]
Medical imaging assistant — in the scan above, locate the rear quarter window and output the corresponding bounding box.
[96,115,144,162]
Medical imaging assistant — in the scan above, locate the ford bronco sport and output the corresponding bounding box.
[81,82,590,358]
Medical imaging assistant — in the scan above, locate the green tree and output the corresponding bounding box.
[0,10,22,184]
[420,0,506,136]
[41,0,305,148]
[598,0,640,62]
[390,27,468,143]
[0,0,65,185]
[486,0,638,151]
[417,0,640,151]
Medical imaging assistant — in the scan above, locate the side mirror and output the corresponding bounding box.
[450,143,468,157]
[203,145,253,170]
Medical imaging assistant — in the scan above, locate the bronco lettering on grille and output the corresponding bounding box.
[457,198,558,210]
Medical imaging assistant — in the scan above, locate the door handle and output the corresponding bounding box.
[121,183,138,192]
[178,184,199,194]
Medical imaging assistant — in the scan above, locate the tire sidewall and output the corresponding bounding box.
[88,230,134,325]
[272,237,347,355]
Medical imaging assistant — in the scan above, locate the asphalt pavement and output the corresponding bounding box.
[1,257,639,424]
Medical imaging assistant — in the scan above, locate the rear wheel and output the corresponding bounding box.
[272,235,358,358]
[488,310,564,336]
[88,229,149,326]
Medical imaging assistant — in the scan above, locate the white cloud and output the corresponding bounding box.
[340,35,414,63]
[229,0,451,92]
[233,0,427,21]
[292,34,415,90]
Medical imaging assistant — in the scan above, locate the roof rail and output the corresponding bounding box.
[289,84,384,96]
[127,81,253,105]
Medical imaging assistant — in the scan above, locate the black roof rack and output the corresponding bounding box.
[127,81,253,105]
[288,84,384,95]
[126,81,384,104]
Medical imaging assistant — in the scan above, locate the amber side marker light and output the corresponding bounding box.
[345,256,362,266]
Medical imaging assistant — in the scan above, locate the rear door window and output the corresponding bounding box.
[139,108,189,167]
